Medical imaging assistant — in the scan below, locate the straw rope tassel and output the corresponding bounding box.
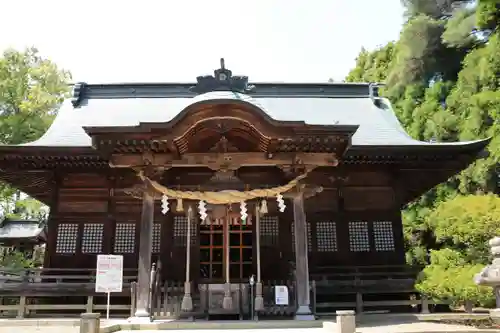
[137,170,310,204]
[254,204,265,311]
[222,206,233,310]
[181,206,193,311]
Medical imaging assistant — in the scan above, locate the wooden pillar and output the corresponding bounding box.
[44,171,60,268]
[293,192,314,320]
[134,189,154,318]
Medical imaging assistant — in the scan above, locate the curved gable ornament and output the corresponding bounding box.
[165,99,296,139]
[189,58,256,94]
[173,116,271,154]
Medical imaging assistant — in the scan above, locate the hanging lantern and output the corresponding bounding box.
[240,201,248,223]
[259,199,268,215]
[276,193,286,212]
[176,198,184,212]
[198,200,207,221]
[161,194,169,214]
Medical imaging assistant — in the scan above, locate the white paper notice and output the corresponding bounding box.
[275,285,289,305]
[95,255,124,293]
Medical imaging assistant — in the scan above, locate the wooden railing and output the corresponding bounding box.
[148,280,298,319]
[0,265,452,319]
[310,264,431,316]
[0,268,138,318]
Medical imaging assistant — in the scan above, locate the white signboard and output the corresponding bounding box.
[95,255,123,293]
[275,285,289,305]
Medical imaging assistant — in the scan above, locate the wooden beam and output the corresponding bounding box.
[110,152,338,170]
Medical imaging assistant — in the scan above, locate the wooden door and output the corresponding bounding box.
[199,212,253,283]
[228,219,253,282]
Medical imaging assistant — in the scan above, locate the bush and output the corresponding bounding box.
[415,249,495,307]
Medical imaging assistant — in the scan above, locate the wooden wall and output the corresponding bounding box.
[45,167,406,278]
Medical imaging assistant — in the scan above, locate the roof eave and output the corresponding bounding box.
[0,145,96,154]
[346,137,491,155]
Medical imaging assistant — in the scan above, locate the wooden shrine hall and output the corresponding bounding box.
[0,59,490,319]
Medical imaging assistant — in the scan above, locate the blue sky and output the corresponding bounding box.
[1,0,404,83]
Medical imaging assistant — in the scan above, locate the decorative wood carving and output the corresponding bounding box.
[189,58,255,94]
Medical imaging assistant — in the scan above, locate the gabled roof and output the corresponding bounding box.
[0,57,491,158]
[0,218,46,244]
[16,88,487,152]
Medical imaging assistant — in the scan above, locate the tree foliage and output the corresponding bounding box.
[427,194,500,262]
[0,47,71,145]
[0,48,70,229]
[415,248,495,307]
[345,0,499,306]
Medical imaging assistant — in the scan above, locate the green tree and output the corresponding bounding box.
[416,248,495,308]
[427,194,500,262]
[344,0,500,306]
[0,47,70,218]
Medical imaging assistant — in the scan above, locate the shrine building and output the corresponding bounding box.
[0,60,489,319]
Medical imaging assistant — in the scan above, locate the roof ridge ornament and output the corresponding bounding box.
[189,58,256,94]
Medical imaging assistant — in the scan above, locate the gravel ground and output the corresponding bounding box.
[0,319,496,333]
[0,327,79,333]
[117,325,493,333]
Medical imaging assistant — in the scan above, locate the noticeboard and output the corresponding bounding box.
[95,254,123,293]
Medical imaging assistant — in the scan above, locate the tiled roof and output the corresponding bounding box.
[19,90,486,149]
[0,219,45,242]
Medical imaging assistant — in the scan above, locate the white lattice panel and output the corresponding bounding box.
[55,223,79,254]
[316,221,338,252]
[349,221,370,252]
[81,223,104,254]
[260,216,279,246]
[291,221,312,252]
[173,216,196,246]
[373,221,395,251]
[152,223,161,253]
[114,223,136,253]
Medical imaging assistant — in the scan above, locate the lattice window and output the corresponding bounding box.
[81,223,104,254]
[349,221,370,252]
[260,216,279,246]
[316,221,338,252]
[291,221,312,252]
[173,216,196,246]
[114,223,136,253]
[55,223,79,254]
[373,221,395,251]
[152,223,161,253]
